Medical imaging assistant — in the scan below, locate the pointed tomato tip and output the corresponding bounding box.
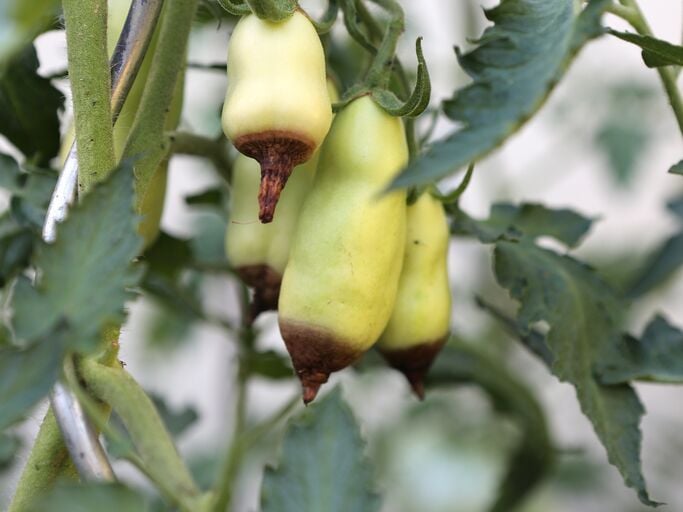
[407,374,426,401]
[302,382,322,405]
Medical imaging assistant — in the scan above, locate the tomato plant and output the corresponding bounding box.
[0,0,682,511]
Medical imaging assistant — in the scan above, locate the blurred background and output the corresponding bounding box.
[1,1,683,511]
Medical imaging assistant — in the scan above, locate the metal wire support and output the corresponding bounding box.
[44,0,165,481]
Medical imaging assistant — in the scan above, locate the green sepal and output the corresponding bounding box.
[304,0,338,34]
[215,0,251,16]
[244,0,297,22]
[340,0,376,53]
[370,37,431,118]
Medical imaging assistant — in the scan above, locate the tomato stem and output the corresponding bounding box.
[62,0,116,195]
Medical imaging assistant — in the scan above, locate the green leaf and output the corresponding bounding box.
[0,336,63,430]
[11,162,143,352]
[624,232,683,298]
[149,393,199,439]
[452,202,593,248]
[261,387,381,512]
[27,482,150,512]
[609,30,683,67]
[0,45,63,164]
[184,188,225,209]
[427,341,554,512]
[143,232,194,280]
[0,214,33,286]
[493,240,658,506]
[245,349,293,380]
[390,0,610,189]
[0,0,60,64]
[596,315,683,385]
[0,432,20,470]
[475,297,554,367]
[668,159,683,176]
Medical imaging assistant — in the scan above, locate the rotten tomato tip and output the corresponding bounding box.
[301,380,323,405]
[405,372,426,400]
[234,131,314,224]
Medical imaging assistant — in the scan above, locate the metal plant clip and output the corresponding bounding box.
[44,0,165,481]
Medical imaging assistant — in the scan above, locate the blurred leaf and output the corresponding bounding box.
[143,232,193,280]
[668,160,683,176]
[190,212,228,266]
[261,387,381,512]
[391,0,610,189]
[0,1,60,64]
[596,315,683,384]
[245,349,293,380]
[0,432,20,470]
[27,482,150,512]
[0,335,63,430]
[428,341,554,512]
[0,214,33,286]
[0,45,63,164]
[149,393,199,439]
[144,298,195,351]
[609,30,683,67]
[494,240,658,506]
[593,84,655,186]
[12,162,143,352]
[184,187,225,209]
[624,232,683,298]
[666,192,683,219]
[452,203,594,248]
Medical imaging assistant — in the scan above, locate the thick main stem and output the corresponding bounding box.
[62,0,116,194]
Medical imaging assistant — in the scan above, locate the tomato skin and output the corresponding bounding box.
[220,11,333,223]
[377,192,451,398]
[277,96,408,402]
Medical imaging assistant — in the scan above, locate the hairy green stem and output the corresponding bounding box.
[169,131,233,183]
[123,0,199,201]
[79,359,202,512]
[616,0,683,135]
[7,410,78,512]
[62,0,116,194]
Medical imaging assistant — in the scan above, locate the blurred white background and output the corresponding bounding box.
[2,1,683,511]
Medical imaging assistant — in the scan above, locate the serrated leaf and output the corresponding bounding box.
[427,342,554,512]
[452,202,593,248]
[668,160,683,176]
[0,45,63,164]
[261,387,381,512]
[609,30,683,67]
[0,335,63,430]
[27,482,150,512]
[624,231,683,298]
[494,240,658,506]
[596,315,683,385]
[391,0,610,189]
[475,297,554,367]
[12,162,143,352]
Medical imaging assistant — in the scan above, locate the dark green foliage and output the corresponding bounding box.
[261,388,381,512]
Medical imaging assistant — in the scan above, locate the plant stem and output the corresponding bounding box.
[7,410,78,512]
[355,0,418,158]
[123,0,199,201]
[79,358,202,512]
[614,0,683,135]
[169,131,233,183]
[62,0,116,195]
